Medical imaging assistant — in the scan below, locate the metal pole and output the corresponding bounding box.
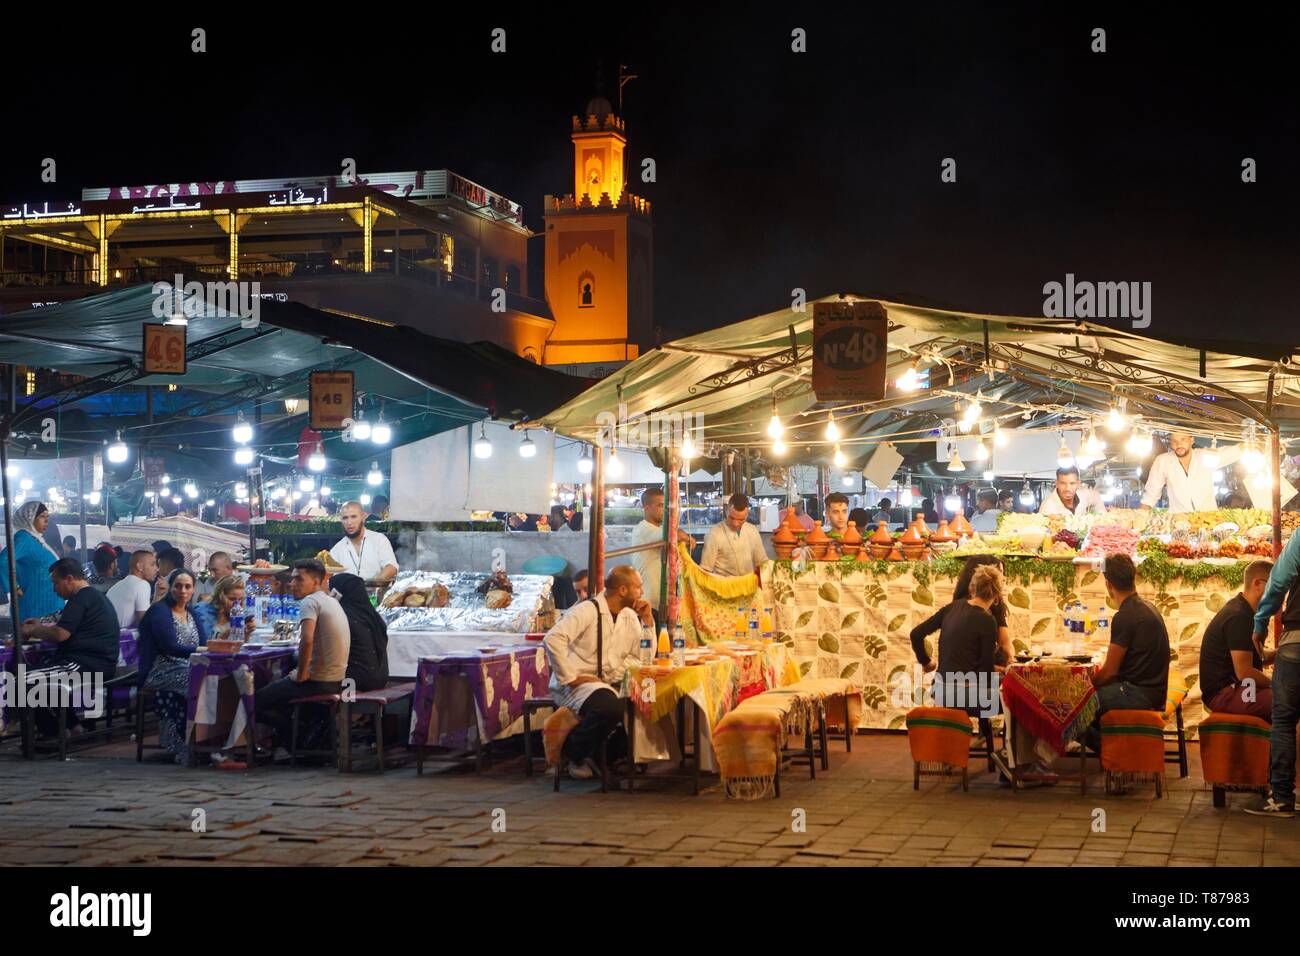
[78,457,87,563]
[588,445,605,591]
[1,365,27,756]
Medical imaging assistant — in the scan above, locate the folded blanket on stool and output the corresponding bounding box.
[1199,713,1270,788]
[1099,709,1165,774]
[906,706,973,769]
[542,707,579,768]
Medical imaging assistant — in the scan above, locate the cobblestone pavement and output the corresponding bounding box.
[2,735,1298,867]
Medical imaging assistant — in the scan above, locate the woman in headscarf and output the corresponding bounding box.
[0,501,66,618]
[330,573,388,691]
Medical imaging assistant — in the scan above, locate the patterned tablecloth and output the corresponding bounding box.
[186,646,296,749]
[1000,662,1098,755]
[408,644,552,750]
[0,629,138,734]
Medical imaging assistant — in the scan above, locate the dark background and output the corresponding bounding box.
[3,6,1296,346]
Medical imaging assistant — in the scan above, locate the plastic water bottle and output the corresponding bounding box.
[672,624,686,668]
[1096,604,1110,638]
[640,625,654,666]
[245,581,258,627]
[230,604,245,636]
[748,606,760,641]
[288,598,300,625]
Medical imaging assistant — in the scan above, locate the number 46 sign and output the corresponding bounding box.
[812,300,888,404]
[142,323,186,375]
[310,371,355,431]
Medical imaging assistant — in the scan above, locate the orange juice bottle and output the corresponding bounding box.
[657,627,671,660]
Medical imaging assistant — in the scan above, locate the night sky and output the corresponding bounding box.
[4,8,1296,347]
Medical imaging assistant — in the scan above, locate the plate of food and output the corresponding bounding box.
[237,562,288,573]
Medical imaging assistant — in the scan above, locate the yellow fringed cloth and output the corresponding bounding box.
[712,678,861,800]
[542,706,580,768]
[625,658,736,727]
[1099,709,1166,774]
[1199,713,1270,789]
[905,707,974,772]
[677,541,759,645]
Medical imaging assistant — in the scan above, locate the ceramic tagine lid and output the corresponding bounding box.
[899,523,923,545]
[783,507,807,537]
[950,512,973,537]
[870,520,894,546]
[911,515,930,537]
[805,525,830,546]
[773,522,796,546]
[842,521,863,546]
[932,520,956,544]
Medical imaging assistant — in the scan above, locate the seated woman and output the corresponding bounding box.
[138,569,207,765]
[910,563,1005,717]
[330,573,389,692]
[911,555,1015,675]
[192,575,255,641]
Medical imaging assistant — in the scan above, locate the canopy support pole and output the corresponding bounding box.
[666,455,680,630]
[588,444,604,593]
[1268,370,1282,561]
[78,458,87,562]
[1,364,29,757]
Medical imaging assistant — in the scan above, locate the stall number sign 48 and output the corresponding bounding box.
[142,323,186,375]
[811,300,888,403]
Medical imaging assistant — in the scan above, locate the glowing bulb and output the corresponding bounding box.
[320,485,332,497]
[982,469,995,482]
[231,412,253,445]
[360,493,372,506]
[944,494,962,514]
[895,363,920,392]
[900,487,915,507]
[4,464,16,478]
[993,426,1008,448]
[962,397,982,424]
[519,431,537,458]
[107,432,129,464]
[205,499,215,507]
[292,490,303,501]
[234,447,254,466]
[947,447,965,472]
[371,416,392,445]
[20,478,32,490]
[184,482,198,499]
[474,423,493,459]
[825,412,840,442]
[1085,427,1106,456]
[1019,481,1035,507]
[235,482,248,497]
[1107,403,1126,433]
[308,443,326,471]
[577,447,592,472]
[299,476,315,492]
[308,498,320,510]
[842,475,854,488]
[87,491,102,506]
[680,433,698,460]
[351,416,372,441]
[772,437,787,457]
[368,462,383,486]
[832,444,847,468]
[1201,438,1220,471]
[767,412,784,439]
[607,447,624,477]
[1105,470,1116,487]
[145,490,155,499]
[974,438,989,461]
[1056,436,1074,469]
[1252,469,1273,490]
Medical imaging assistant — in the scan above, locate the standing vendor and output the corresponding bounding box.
[1140,430,1242,513]
[1038,466,1107,516]
[329,501,399,581]
[701,493,769,578]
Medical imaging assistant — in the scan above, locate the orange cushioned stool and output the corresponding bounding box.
[1198,713,1270,808]
[906,707,974,791]
[1100,709,1166,797]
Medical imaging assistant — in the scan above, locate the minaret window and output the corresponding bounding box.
[578,271,595,308]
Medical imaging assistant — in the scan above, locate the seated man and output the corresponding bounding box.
[969,489,1001,533]
[1199,559,1273,720]
[195,551,235,603]
[14,557,121,736]
[87,547,118,593]
[1082,553,1170,750]
[542,565,651,780]
[152,547,187,603]
[251,560,350,758]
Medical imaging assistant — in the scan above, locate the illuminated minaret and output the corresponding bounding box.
[542,95,653,367]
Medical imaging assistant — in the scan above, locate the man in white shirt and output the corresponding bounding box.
[700,493,770,578]
[543,565,651,779]
[195,551,235,603]
[1038,466,1107,516]
[106,550,156,628]
[970,490,1002,533]
[630,488,666,632]
[1141,431,1243,513]
[329,501,399,581]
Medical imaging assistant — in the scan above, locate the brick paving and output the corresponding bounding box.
[2,734,1299,867]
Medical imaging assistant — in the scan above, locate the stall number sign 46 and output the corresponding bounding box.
[142,323,186,375]
[811,300,888,403]
[310,371,355,431]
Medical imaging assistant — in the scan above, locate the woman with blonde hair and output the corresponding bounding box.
[910,562,1004,716]
[192,574,255,639]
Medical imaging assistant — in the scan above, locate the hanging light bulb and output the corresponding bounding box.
[371,414,392,445]
[1085,425,1106,456]
[351,413,372,442]
[1242,441,1265,474]
[235,482,248,497]
[1056,435,1075,469]
[900,484,915,508]
[576,444,593,473]
[680,432,698,460]
[519,431,537,458]
[308,442,327,472]
[974,438,989,461]
[1019,480,1035,507]
[772,436,787,457]
[895,362,920,392]
[299,476,315,492]
[982,469,995,482]
[205,499,215,507]
[360,493,372,506]
[171,495,183,505]
[1252,468,1273,490]
[184,482,198,499]
[832,444,847,468]
[231,412,253,445]
[19,478,33,491]
[607,446,624,477]
[1201,437,1221,470]
[766,397,784,439]
[993,425,1009,448]
[825,412,840,442]
[947,446,965,472]
[107,432,129,464]
[292,490,303,501]
[1107,401,1126,433]
[233,447,254,466]
[4,464,17,478]
[963,394,982,424]
[320,485,332,497]
[367,462,384,486]
[87,491,102,506]
[944,492,962,515]
[841,474,854,488]
[473,422,493,459]
[1104,469,1116,487]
